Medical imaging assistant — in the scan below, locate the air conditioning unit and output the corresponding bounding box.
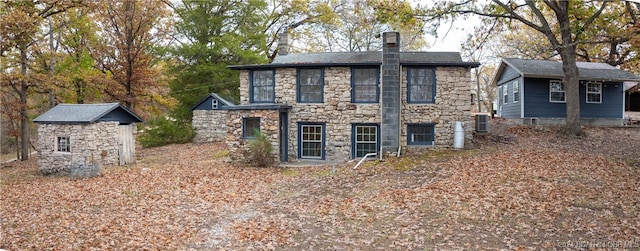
[475,114,488,132]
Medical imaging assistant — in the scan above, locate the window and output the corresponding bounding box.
[250,70,275,103]
[57,136,70,152]
[299,123,324,159]
[407,124,434,146]
[351,68,379,103]
[512,81,519,103]
[586,81,602,103]
[297,68,324,103]
[353,124,379,158]
[242,117,260,139]
[212,99,218,109]
[549,80,565,103]
[502,84,508,104]
[407,67,436,103]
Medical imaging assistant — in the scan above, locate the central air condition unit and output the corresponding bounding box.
[475,114,488,132]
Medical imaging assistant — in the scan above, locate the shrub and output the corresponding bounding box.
[244,130,274,167]
[138,117,195,148]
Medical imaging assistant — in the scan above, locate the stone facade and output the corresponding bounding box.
[193,110,229,142]
[232,65,473,161]
[37,122,120,175]
[224,109,281,161]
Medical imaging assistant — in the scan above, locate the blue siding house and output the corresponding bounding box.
[492,58,640,126]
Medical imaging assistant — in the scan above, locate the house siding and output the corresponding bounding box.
[496,66,522,118]
[523,77,623,119]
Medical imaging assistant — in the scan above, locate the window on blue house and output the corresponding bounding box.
[408,67,436,103]
[407,124,434,146]
[549,80,565,103]
[502,84,508,104]
[243,117,260,139]
[352,124,379,158]
[586,81,602,103]
[297,68,324,103]
[513,81,519,103]
[250,70,274,103]
[351,68,379,103]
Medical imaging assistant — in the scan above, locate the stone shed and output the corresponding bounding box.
[33,103,143,175]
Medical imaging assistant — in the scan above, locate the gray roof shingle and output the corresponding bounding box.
[502,58,640,82]
[33,103,143,124]
[229,51,479,69]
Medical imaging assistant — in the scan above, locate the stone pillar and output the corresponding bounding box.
[381,32,400,154]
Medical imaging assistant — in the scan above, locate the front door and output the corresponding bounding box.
[279,111,288,162]
[118,124,136,165]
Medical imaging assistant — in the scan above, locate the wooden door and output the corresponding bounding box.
[119,124,136,165]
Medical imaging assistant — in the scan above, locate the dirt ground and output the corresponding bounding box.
[2,119,640,250]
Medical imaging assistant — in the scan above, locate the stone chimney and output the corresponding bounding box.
[277,32,289,56]
[380,32,400,154]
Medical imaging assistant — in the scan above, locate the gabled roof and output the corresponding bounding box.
[492,58,640,86]
[228,51,480,69]
[191,93,237,110]
[33,103,144,124]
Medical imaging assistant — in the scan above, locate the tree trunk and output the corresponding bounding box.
[555,3,583,136]
[20,49,30,161]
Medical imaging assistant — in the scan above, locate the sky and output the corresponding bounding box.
[426,17,478,52]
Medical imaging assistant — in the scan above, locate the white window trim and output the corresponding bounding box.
[502,84,508,104]
[586,81,602,104]
[549,80,566,103]
[512,81,519,103]
[300,124,323,159]
[354,125,378,157]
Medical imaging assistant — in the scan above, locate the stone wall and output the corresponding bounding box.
[229,65,474,161]
[193,110,229,143]
[401,66,474,150]
[37,122,120,175]
[224,109,281,162]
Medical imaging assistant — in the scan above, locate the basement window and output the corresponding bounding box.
[407,124,435,146]
[56,136,70,152]
[242,117,260,139]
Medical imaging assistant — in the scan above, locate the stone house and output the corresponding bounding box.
[33,103,143,174]
[192,32,479,162]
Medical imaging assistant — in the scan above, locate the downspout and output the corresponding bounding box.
[397,65,402,158]
[379,63,384,161]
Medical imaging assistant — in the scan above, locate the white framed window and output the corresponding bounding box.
[586,81,602,103]
[353,124,378,158]
[512,81,519,103]
[502,84,508,104]
[56,136,70,152]
[549,80,566,103]
[299,123,324,159]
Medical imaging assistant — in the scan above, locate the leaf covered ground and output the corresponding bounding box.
[2,120,640,250]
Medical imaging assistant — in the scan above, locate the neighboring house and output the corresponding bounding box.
[192,32,479,162]
[33,103,143,174]
[493,58,640,126]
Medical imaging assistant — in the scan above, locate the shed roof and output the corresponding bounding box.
[228,51,480,69]
[191,93,237,110]
[494,58,640,85]
[33,103,144,124]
